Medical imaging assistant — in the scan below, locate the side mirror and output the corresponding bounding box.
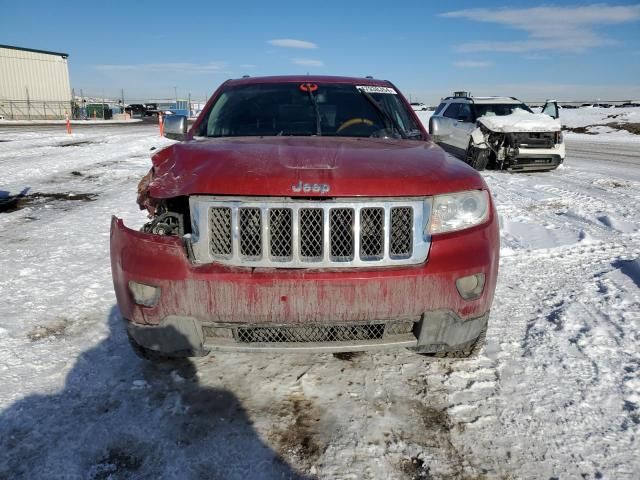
[428,116,443,142]
[542,101,559,119]
[163,114,188,141]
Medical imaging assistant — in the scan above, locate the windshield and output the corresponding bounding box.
[198,83,421,139]
[473,103,533,118]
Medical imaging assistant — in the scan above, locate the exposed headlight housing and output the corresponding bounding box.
[428,190,490,234]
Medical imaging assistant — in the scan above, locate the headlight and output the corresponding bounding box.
[428,190,490,234]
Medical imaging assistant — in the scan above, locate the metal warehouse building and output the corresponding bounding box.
[0,44,72,120]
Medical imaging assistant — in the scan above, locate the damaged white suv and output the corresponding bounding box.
[429,93,564,172]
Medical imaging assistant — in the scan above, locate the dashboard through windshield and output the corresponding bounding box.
[197,83,421,139]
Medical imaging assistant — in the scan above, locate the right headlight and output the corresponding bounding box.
[428,190,490,234]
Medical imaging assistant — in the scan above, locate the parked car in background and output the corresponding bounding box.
[111,75,499,362]
[429,93,564,172]
[144,103,159,116]
[125,104,146,117]
[410,102,428,111]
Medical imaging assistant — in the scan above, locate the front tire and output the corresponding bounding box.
[465,143,490,171]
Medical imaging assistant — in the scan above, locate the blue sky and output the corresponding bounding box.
[2,0,639,103]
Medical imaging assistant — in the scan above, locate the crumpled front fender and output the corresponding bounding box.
[470,127,488,149]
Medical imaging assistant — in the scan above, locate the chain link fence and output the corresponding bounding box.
[0,100,74,120]
[0,90,211,120]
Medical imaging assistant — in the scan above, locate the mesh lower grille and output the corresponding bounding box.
[330,208,354,261]
[390,207,413,257]
[210,207,232,257]
[269,208,292,260]
[234,320,415,343]
[360,208,384,260]
[239,208,262,258]
[299,208,323,260]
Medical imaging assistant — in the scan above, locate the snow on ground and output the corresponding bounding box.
[0,121,639,479]
[560,107,640,129]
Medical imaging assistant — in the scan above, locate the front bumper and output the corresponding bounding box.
[508,144,565,171]
[127,310,490,354]
[111,206,499,354]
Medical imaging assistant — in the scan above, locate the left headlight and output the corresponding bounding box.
[428,190,490,234]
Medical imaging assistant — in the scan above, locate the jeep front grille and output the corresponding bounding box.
[507,132,555,149]
[190,196,431,268]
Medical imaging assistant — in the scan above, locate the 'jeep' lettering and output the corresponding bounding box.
[292,180,330,194]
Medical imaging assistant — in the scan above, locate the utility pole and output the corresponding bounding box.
[121,88,125,113]
[173,86,178,108]
[26,87,31,120]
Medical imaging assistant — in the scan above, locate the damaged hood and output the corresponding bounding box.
[148,136,485,198]
[478,110,561,133]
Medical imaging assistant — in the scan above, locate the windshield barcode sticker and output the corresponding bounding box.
[356,86,397,94]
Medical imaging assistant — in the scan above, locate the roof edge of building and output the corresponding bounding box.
[0,44,69,58]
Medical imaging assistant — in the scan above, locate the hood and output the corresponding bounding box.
[478,110,561,133]
[148,136,485,199]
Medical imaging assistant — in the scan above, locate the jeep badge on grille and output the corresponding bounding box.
[292,181,330,194]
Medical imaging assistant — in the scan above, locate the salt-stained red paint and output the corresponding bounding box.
[111,201,499,327]
[147,136,486,199]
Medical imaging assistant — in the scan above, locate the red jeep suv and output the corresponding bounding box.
[110,75,499,361]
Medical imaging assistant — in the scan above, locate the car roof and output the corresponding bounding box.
[445,96,522,104]
[471,97,522,104]
[224,75,393,87]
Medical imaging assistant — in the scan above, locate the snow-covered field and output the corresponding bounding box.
[0,119,639,479]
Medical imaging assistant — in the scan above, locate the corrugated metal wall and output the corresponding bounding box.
[0,47,71,101]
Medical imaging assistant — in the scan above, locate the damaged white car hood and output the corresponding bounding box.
[478,110,561,133]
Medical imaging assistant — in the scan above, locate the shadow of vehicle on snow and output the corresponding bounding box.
[0,306,307,480]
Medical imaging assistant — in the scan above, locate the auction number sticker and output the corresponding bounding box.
[356,86,397,94]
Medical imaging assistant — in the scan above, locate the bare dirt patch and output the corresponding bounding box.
[269,391,324,469]
[57,140,96,148]
[563,126,598,135]
[609,122,640,135]
[332,351,365,361]
[0,191,98,213]
[398,456,430,479]
[563,122,640,135]
[27,319,70,341]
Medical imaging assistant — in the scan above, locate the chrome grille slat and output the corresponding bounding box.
[330,208,354,261]
[209,207,232,257]
[191,197,431,268]
[299,208,323,261]
[239,208,262,259]
[269,208,293,261]
[390,207,413,258]
[360,207,384,260]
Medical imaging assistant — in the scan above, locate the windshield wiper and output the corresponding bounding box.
[306,89,322,136]
[357,88,407,139]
